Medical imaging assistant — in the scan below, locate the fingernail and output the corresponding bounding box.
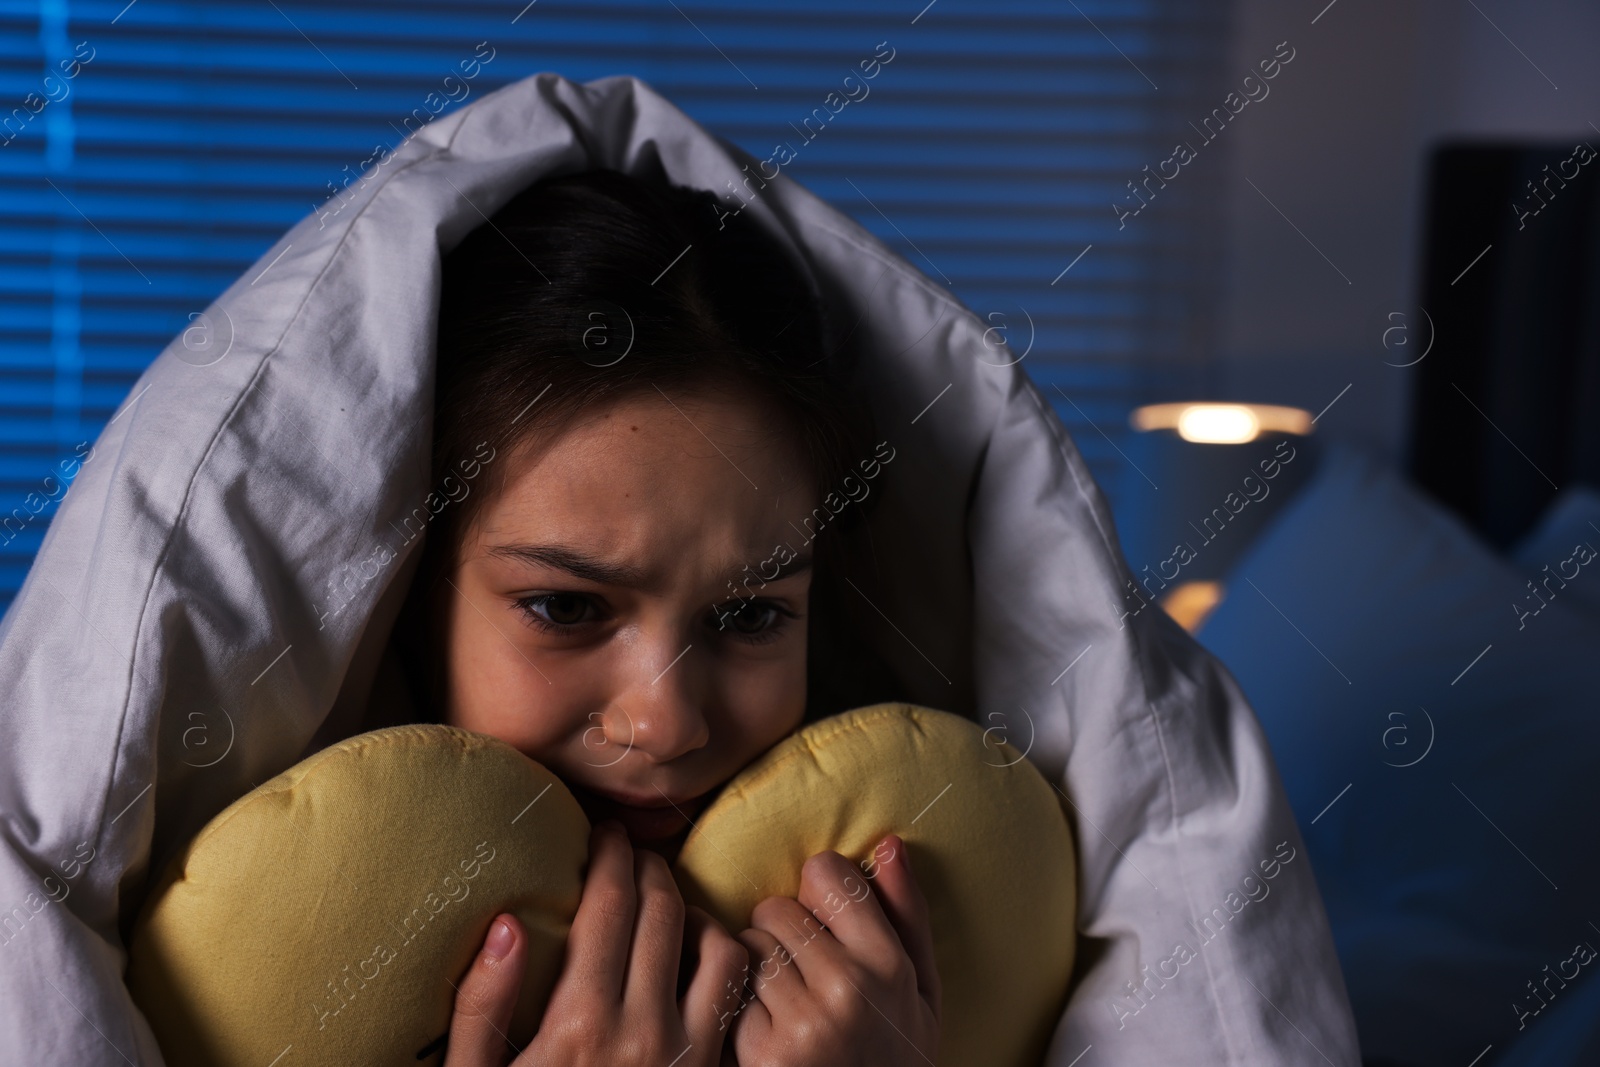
[884,835,908,867]
[485,917,514,961]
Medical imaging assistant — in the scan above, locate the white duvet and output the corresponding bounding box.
[0,72,1360,1065]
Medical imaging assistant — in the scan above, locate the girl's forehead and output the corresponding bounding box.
[499,393,808,501]
[466,390,818,589]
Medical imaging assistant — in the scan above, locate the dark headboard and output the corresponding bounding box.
[1408,141,1600,550]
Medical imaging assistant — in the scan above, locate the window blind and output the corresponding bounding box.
[0,0,1230,614]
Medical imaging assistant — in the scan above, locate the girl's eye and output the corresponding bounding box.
[713,600,798,644]
[516,593,601,631]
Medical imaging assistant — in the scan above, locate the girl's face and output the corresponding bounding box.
[436,385,818,857]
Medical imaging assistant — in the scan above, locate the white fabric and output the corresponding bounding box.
[0,72,1360,1065]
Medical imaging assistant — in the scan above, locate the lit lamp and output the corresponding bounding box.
[1131,402,1313,443]
[1116,402,1318,632]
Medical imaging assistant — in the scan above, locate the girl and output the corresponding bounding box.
[388,169,941,1067]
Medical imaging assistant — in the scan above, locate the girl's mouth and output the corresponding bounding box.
[575,785,712,842]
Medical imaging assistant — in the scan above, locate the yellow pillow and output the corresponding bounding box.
[126,725,590,1066]
[675,703,1076,1067]
[127,704,1076,1067]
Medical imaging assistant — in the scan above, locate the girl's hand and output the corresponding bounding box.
[727,834,941,1066]
[443,820,749,1067]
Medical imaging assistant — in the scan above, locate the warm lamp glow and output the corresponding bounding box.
[1178,404,1257,443]
[1161,581,1226,633]
[1129,402,1314,443]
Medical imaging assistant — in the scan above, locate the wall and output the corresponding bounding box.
[1213,0,1600,462]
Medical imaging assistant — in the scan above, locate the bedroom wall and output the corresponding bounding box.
[1212,0,1600,463]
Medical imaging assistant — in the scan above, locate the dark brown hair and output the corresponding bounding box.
[391,167,882,721]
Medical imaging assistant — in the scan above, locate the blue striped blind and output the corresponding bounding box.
[0,0,1229,614]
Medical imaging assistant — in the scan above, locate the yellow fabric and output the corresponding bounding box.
[675,703,1077,1067]
[126,704,1076,1067]
[126,725,591,1066]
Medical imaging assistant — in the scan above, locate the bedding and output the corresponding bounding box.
[126,704,1076,1067]
[1197,441,1600,1065]
[1508,483,1600,620]
[0,71,1358,1065]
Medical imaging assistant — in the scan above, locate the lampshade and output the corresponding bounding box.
[1112,402,1320,629]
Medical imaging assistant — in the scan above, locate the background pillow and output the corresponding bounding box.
[675,703,1077,1067]
[1195,442,1600,1065]
[1508,483,1600,620]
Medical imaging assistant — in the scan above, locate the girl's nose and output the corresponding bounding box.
[608,643,711,765]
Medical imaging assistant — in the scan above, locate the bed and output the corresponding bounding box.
[1192,141,1600,1067]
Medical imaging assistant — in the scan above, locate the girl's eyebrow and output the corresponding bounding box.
[484,542,814,588]
[486,542,646,586]
[744,551,814,584]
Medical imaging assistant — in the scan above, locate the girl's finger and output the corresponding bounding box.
[679,905,751,1051]
[719,942,772,1067]
[622,848,686,1012]
[860,835,941,1015]
[444,914,525,1067]
[557,821,636,1002]
[739,905,824,999]
[793,848,899,961]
